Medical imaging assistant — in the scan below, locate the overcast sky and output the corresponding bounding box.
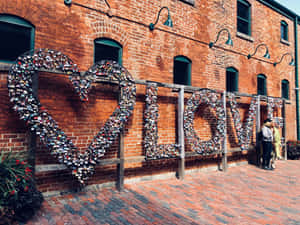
[275,0,300,15]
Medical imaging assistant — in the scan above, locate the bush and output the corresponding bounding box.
[0,152,43,224]
[287,141,300,159]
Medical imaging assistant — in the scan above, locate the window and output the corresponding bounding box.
[237,0,251,36]
[173,56,191,85]
[282,79,289,99]
[226,67,239,92]
[0,14,35,63]
[257,74,267,95]
[94,38,122,65]
[281,21,288,41]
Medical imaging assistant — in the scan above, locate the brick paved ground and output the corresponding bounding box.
[26,160,300,225]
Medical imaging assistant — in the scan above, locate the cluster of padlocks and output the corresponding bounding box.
[227,93,258,150]
[7,48,136,183]
[7,48,286,183]
[273,117,284,128]
[144,84,179,159]
[184,90,226,154]
[267,97,283,121]
[82,61,136,168]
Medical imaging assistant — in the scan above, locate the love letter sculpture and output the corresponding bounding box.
[267,97,283,120]
[8,48,136,183]
[227,93,258,150]
[144,83,179,159]
[184,89,226,154]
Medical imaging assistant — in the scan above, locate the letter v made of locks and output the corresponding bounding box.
[227,93,258,151]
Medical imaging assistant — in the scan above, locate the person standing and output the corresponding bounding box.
[273,124,282,160]
[261,119,274,170]
[270,123,282,169]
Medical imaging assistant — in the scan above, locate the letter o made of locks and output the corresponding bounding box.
[184,90,226,154]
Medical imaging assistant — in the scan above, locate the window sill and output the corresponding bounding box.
[285,99,291,104]
[0,62,12,72]
[179,0,195,6]
[236,32,254,42]
[280,39,290,46]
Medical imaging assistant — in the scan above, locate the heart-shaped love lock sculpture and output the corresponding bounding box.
[7,48,136,183]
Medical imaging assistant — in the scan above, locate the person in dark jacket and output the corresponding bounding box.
[261,118,274,170]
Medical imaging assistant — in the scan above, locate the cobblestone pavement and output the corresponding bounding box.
[26,160,300,225]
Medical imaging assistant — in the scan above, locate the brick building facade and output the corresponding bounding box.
[0,0,299,193]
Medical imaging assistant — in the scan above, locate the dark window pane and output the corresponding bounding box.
[257,77,266,95]
[237,2,249,20]
[237,19,249,35]
[94,44,120,63]
[174,60,189,85]
[282,81,289,99]
[226,71,237,92]
[0,21,31,62]
[281,24,288,40]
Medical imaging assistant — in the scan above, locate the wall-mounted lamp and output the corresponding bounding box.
[64,0,72,5]
[273,53,295,67]
[247,43,270,59]
[209,28,233,48]
[149,6,173,31]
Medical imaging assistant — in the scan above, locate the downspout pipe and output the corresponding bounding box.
[294,16,300,140]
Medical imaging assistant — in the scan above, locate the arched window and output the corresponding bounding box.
[281,79,289,99]
[173,56,191,85]
[226,67,239,92]
[94,38,122,65]
[257,74,267,96]
[237,0,251,36]
[0,14,35,63]
[280,20,288,41]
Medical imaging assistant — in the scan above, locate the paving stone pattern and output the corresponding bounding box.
[26,160,300,225]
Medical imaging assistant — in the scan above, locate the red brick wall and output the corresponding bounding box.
[0,0,298,192]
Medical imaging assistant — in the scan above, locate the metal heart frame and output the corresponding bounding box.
[7,48,136,184]
[227,93,258,150]
[184,89,226,154]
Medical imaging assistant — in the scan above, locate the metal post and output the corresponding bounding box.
[117,92,125,191]
[222,91,227,171]
[294,17,300,140]
[28,72,38,178]
[177,87,185,179]
[283,99,287,160]
[256,95,261,166]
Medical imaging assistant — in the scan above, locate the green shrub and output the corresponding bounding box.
[287,140,300,159]
[0,152,43,224]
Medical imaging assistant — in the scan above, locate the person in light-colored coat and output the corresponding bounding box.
[273,125,282,160]
[270,124,282,169]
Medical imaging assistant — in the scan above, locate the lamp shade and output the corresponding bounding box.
[163,16,173,28]
[289,59,295,66]
[225,37,233,46]
[263,50,270,59]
